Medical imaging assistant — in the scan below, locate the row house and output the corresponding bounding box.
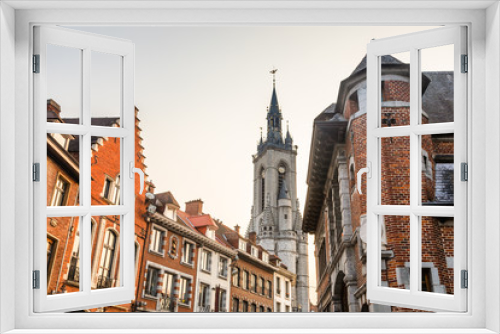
[135,191,199,313]
[216,222,295,312]
[139,197,236,313]
[177,200,236,313]
[46,99,149,312]
[303,56,454,312]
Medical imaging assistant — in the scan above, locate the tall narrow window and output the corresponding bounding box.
[150,227,164,254]
[278,163,286,196]
[46,237,57,281]
[145,267,159,297]
[102,177,113,201]
[233,267,240,287]
[51,175,69,206]
[97,230,117,289]
[179,277,190,304]
[260,167,266,212]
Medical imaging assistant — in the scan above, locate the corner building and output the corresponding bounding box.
[247,78,309,312]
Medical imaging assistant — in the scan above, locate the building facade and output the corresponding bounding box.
[303,56,455,312]
[46,99,149,312]
[247,75,309,312]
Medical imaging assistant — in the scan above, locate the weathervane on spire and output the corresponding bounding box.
[270,67,278,87]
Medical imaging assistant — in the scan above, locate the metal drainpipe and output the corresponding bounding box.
[55,189,80,292]
[136,211,151,310]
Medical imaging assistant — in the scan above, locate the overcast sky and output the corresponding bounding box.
[51,25,451,304]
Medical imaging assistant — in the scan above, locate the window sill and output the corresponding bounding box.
[148,249,164,257]
[201,268,211,274]
[180,261,194,268]
[143,294,158,301]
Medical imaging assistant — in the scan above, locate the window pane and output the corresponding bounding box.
[381,136,410,205]
[91,136,121,205]
[420,45,454,124]
[46,216,81,295]
[421,216,454,294]
[91,216,121,291]
[380,52,410,127]
[421,134,454,205]
[91,51,122,126]
[47,133,80,206]
[381,215,410,290]
[47,44,82,124]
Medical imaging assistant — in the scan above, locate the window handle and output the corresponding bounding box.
[130,162,145,194]
[357,162,371,195]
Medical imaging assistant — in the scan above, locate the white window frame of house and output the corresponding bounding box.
[31,25,136,313]
[365,25,467,312]
[1,2,499,334]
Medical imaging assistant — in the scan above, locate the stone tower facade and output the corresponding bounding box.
[247,74,309,312]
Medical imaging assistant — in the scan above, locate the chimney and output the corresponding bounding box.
[249,231,257,244]
[47,99,61,119]
[234,225,240,235]
[185,199,203,216]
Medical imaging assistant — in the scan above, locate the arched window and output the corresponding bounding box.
[97,230,117,289]
[260,167,266,212]
[278,163,286,196]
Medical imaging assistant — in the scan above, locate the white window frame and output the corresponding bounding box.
[366,26,467,312]
[1,2,498,334]
[32,25,136,313]
[149,224,166,255]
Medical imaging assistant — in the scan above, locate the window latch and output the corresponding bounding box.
[130,162,145,194]
[357,162,371,195]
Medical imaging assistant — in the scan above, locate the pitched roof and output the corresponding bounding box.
[421,71,454,123]
[351,54,404,75]
[155,191,180,208]
[187,214,217,228]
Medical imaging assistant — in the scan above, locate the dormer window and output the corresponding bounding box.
[239,240,246,251]
[207,229,215,240]
[251,246,258,257]
[262,252,269,263]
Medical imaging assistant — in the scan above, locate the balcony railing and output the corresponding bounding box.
[67,256,79,282]
[96,275,112,289]
[156,294,177,312]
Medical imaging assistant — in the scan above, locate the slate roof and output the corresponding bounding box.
[351,54,404,75]
[421,71,454,123]
[155,191,180,208]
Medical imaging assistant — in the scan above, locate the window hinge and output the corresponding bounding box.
[33,270,40,289]
[33,163,40,182]
[461,270,468,289]
[461,162,468,181]
[33,54,40,73]
[461,54,468,73]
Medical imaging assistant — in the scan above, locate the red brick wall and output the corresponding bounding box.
[230,260,274,312]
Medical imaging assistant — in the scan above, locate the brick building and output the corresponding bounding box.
[303,56,454,312]
[46,99,149,312]
[135,191,201,312]
[216,222,295,312]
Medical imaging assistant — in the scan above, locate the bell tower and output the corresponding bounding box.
[248,69,309,312]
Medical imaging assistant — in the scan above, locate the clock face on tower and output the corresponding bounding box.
[261,169,266,178]
[278,166,286,174]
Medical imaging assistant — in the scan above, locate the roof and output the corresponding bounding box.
[187,214,217,228]
[155,191,180,208]
[351,54,404,75]
[422,71,454,123]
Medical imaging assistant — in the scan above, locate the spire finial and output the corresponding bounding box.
[270,67,278,88]
[260,127,263,139]
[286,120,289,132]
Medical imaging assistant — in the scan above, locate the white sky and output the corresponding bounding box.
[51,25,452,305]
